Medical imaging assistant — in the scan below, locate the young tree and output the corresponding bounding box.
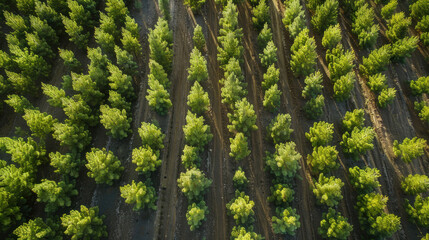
[62,16,89,49]
[313,174,344,207]
[406,195,429,227]
[148,17,173,73]
[25,32,55,61]
[22,109,57,139]
[188,48,208,83]
[268,183,294,205]
[132,146,161,174]
[0,137,44,173]
[333,72,356,101]
[71,73,104,105]
[0,163,32,205]
[227,98,258,134]
[221,73,247,107]
[390,36,418,63]
[282,0,306,38]
[187,82,210,115]
[87,47,111,90]
[272,207,301,235]
[109,90,131,113]
[378,87,396,108]
[258,23,272,49]
[308,146,339,175]
[120,180,157,211]
[265,142,302,179]
[410,76,429,96]
[186,201,208,231]
[94,28,115,54]
[108,64,134,100]
[61,205,107,240]
[177,167,212,201]
[342,108,365,132]
[415,101,429,124]
[100,105,131,139]
[32,179,78,213]
[13,218,59,240]
[159,0,170,21]
[49,152,81,178]
[52,122,91,152]
[59,48,81,72]
[252,0,270,31]
[0,188,22,233]
[227,191,255,225]
[115,46,138,76]
[381,0,397,20]
[304,95,325,119]
[99,12,119,39]
[146,77,172,115]
[125,16,140,38]
[184,0,206,11]
[311,0,339,33]
[263,84,281,112]
[193,24,206,52]
[148,60,170,89]
[85,148,124,185]
[305,121,334,147]
[322,24,342,49]
[290,29,317,77]
[267,113,293,144]
[231,226,263,239]
[229,132,250,161]
[217,32,243,67]
[260,41,277,68]
[352,4,379,49]
[401,174,429,195]
[349,166,381,193]
[262,64,280,91]
[340,126,375,158]
[181,145,201,169]
[326,44,355,81]
[367,73,387,93]
[138,122,165,150]
[302,71,323,99]
[35,1,63,32]
[386,12,411,42]
[5,71,36,95]
[62,95,97,126]
[233,167,248,190]
[121,29,142,57]
[218,1,242,40]
[105,0,129,27]
[360,45,391,76]
[183,111,213,149]
[318,208,353,240]
[393,137,427,163]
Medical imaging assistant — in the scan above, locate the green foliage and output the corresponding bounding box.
[49,152,80,178]
[227,191,255,225]
[13,47,51,79]
[352,4,379,49]
[322,24,342,49]
[272,207,301,235]
[313,174,344,207]
[307,146,339,175]
[304,95,325,119]
[229,132,250,161]
[217,32,243,67]
[149,60,170,89]
[267,183,294,205]
[181,145,201,169]
[305,121,334,147]
[132,146,161,174]
[326,44,355,81]
[5,94,34,114]
[14,218,58,240]
[183,111,213,149]
[260,41,277,70]
[121,29,142,56]
[115,46,138,76]
[23,109,57,139]
[410,0,429,21]
[381,0,397,20]
[360,45,391,76]
[372,213,401,238]
[340,126,375,157]
[0,188,22,232]
[415,101,429,124]
[186,201,208,231]
[227,98,258,134]
[62,16,89,49]
[406,195,429,227]
[390,36,418,63]
[108,64,134,100]
[265,142,301,179]
[16,0,36,14]
[52,122,91,152]
[290,29,317,77]
[25,32,55,61]
[87,47,110,90]
[230,226,263,239]
[262,64,279,91]
[30,15,58,46]
[5,71,36,94]
[146,76,172,115]
[342,108,365,132]
[177,167,212,201]
[95,28,115,54]
[61,205,107,240]
[311,0,339,33]
[302,71,323,99]
[0,163,32,204]
[138,122,165,150]
[410,76,429,95]
[367,73,387,93]
[109,91,131,112]
[32,179,78,213]
[267,113,293,144]
[258,23,272,49]
[333,72,356,101]
[386,12,411,42]
[148,17,173,73]
[159,0,170,21]
[0,137,44,173]
[282,0,306,38]
[318,208,353,240]
[416,15,429,32]
[349,166,381,193]
[188,48,208,83]
[193,24,206,52]
[105,0,129,26]
[252,0,270,31]
[62,95,97,126]
[233,167,248,189]
[85,148,124,185]
[218,1,242,40]
[263,84,281,112]
[393,137,427,163]
[100,105,131,139]
[59,48,81,72]
[99,13,119,39]
[120,180,157,211]
[187,82,210,115]
[223,57,244,82]
[71,73,104,105]
[378,87,396,108]
[401,174,429,195]
[221,73,246,107]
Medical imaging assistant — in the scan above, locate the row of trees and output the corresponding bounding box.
[409,0,429,46]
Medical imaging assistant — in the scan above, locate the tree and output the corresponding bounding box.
[25,32,55,61]
[146,78,172,115]
[263,84,281,112]
[148,17,173,73]
[258,23,272,49]
[305,121,334,147]
[188,48,208,83]
[85,148,124,185]
[401,174,429,195]
[16,0,35,14]
[229,132,250,161]
[62,95,97,126]
[341,126,375,158]
[308,146,339,175]
[0,137,44,174]
[333,72,355,101]
[193,24,205,52]
[100,105,131,139]
[183,111,213,149]
[218,1,242,40]
[381,0,397,20]
[23,109,57,139]
[217,32,243,67]
[410,0,429,20]
[132,146,161,174]
[177,167,212,201]
[138,122,165,150]
[313,174,344,207]
[105,0,129,27]
[319,208,353,240]
[13,218,58,240]
[260,41,277,68]
[181,145,201,169]
[221,72,247,107]
[349,166,381,193]
[386,12,411,42]
[393,137,427,163]
[233,167,248,190]
[322,24,342,49]
[410,76,429,96]
[311,0,339,33]
[406,195,429,227]
[360,45,391,76]
[52,122,91,152]
[302,71,323,99]
[223,57,244,82]
[272,207,301,235]
[304,95,325,119]
[121,29,142,57]
[0,163,32,205]
[35,2,63,32]
[415,101,429,124]
[268,183,294,205]
[49,152,81,178]
[87,47,110,90]
[262,64,280,91]
[32,179,78,213]
[290,29,317,77]
[67,0,93,27]
[59,48,81,72]
[282,0,306,39]
[94,28,115,54]
[12,47,50,79]
[265,142,301,179]
[115,46,138,76]
[99,12,119,39]
[187,82,210,115]
[367,73,387,93]
[227,98,258,134]
[252,0,270,31]
[184,0,205,11]
[390,36,418,63]
[227,191,255,225]
[149,59,170,89]
[109,90,131,112]
[326,44,355,81]
[378,87,396,108]
[159,0,170,21]
[5,71,36,94]
[61,205,107,240]
[120,180,157,211]
[0,189,22,233]
[108,64,134,100]
[267,113,293,144]
[62,16,89,49]
[186,201,208,231]
[352,4,379,49]
[71,73,104,105]
[30,15,58,47]
[342,108,365,132]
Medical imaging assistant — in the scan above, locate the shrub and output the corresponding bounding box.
[401,174,429,195]
[120,180,157,211]
[333,72,356,101]
[181,145,201,169]
[406,195,429,227]
[193,24,205,52]
[367,73,387,93]
[267,184,294,205]
[381,0,397,20]
[263,84,281,112]
[187,82,210,115]
[340,126,375,157]
[305,121,334,147]
[132,146,161,174]
[360,45,391,76]
[410,76,429,95]
[349,166,381,193]
[262,64,280,91]
[183,111,213,149]
[233,167,248,189]
[390,36,418,63]
[61,206,107,240]
[342,108,365,132]
[311,0,339,33]
[188,47,208,83]
[229,132,250,161]
[322,24,342,49]
[227,191,255,225]
[267,113,293,144]
[100,105,131,139]
[319,208,353,240]
[259,41,277,68]
[386,12,411,42]
[186,201,208,231]
[290,29,317,77]
[32,179,78,213]
[265,142,301,179]
[85,148,124,185]
[378,87,396,108]
[227,98,258,134]
[302,71,323,99]
[252,0,270,31]
[393,137,427,163]
[308,146,339,175]
[272,207,300,235]
[177,167,212,201]
[258,23,272,49]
